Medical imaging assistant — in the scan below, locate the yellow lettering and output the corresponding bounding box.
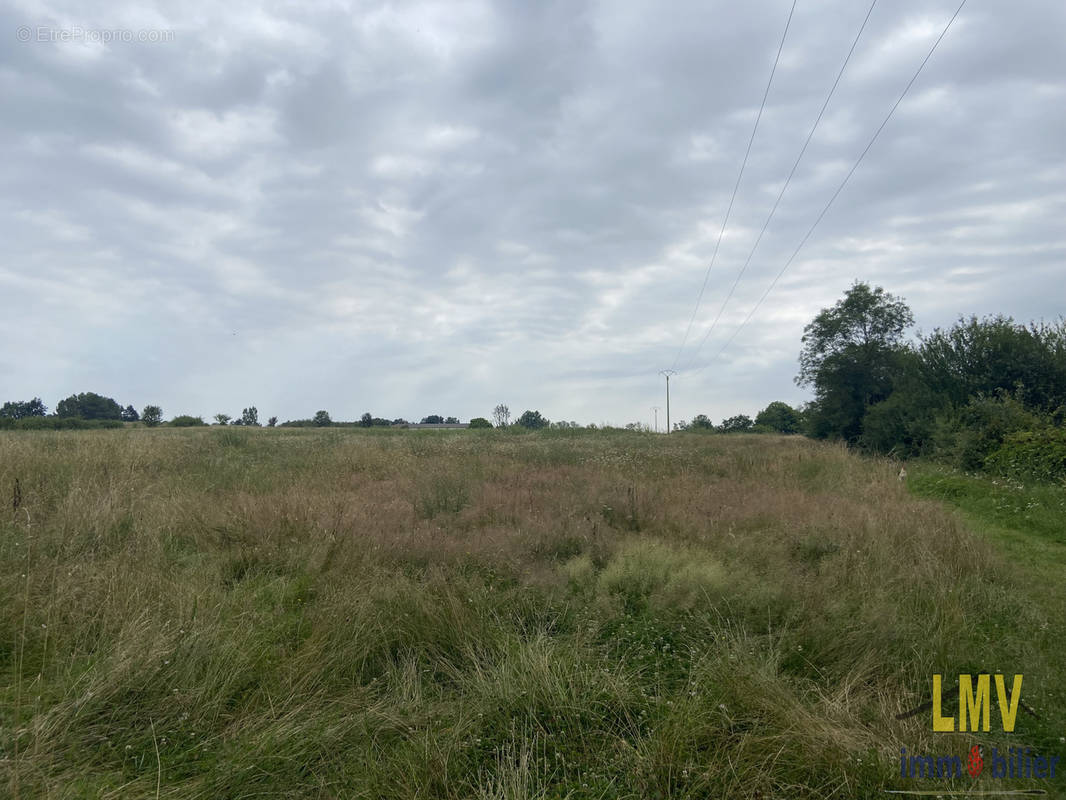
[960,674,990,732]
[995,674,1023,732]
[932,674,955,732]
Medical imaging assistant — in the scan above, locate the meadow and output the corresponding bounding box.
[1,428,1063,798]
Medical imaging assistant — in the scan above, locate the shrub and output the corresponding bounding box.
[932,392,1042,471]
[861,392,936,457]
[170,415,206,427]
[414,473,470,518]
[985,428,1066,484]
[468,417,492,429]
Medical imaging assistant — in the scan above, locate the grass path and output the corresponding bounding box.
[909,463,1066,629]
[908,463,1066,757]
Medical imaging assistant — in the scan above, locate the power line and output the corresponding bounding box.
[669,0,797,371]
[687,0,968,377]
[682,0,878,372]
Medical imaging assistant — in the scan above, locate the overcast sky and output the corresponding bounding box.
[2,0,1063,426]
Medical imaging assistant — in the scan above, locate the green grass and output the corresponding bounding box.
[906,461,1066,764]
[1,429,1063,798]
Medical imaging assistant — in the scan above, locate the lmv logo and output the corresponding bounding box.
[932,674,1023,732]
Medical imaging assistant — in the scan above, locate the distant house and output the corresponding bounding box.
[403,423,469,430]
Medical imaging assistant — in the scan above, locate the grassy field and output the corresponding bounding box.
[1,428,1063,798]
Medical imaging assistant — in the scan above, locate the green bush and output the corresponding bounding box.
[931,392,1042,471]
[468,417,492,429]
[861,391,937,457]
[985,428,1066,484]
[170,415,207,427]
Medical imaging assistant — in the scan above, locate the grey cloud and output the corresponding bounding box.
[1,0,1063,426]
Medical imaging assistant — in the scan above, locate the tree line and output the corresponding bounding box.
[7,286,1062,484]
[0,395,556,433]
[676,282,1066,485]
[0,393,157,430]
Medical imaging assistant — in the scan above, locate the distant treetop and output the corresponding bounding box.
[0,397,47,419]
[56,392,123,420]
[516,410,549,430]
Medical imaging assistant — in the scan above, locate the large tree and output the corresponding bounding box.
[55,392,123,420]
[755,401,802,434]
[797,282,913,442]
[718,414,754,433]
[919,316,1066,412]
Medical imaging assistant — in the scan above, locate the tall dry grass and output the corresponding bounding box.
[0,428,1060,798]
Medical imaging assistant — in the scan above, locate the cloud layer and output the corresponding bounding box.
[3,0,1063,426]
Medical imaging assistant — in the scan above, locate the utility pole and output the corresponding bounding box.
[658,370,676,433]
[651,406,660,433]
